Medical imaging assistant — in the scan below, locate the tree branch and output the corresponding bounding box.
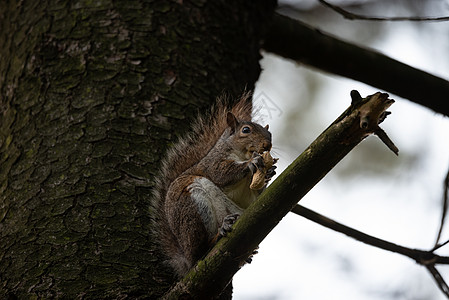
[262,13,449,117]
[291,201,449,299]
[163,91,396,299]
[290,204,449,265]
[434,164,449,250]
[427,265,449,298]
[318,0,449,22]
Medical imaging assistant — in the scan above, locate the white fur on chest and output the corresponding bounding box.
[188,177,244,237]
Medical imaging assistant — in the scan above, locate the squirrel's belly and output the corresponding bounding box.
[222,175,258,209]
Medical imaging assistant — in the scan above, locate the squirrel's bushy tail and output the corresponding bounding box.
[151,92,254,274]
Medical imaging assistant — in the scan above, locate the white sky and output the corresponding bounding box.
[234,2,449,300]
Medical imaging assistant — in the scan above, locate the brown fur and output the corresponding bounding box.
[151,93,272,278]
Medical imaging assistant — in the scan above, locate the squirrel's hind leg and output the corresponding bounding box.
[164,175,244,277]
[164,175,211,277]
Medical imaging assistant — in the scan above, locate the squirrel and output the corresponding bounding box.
[151,93,277,278]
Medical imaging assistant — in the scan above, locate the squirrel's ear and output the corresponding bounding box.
[264,124,269,130]
[226,112,238,134]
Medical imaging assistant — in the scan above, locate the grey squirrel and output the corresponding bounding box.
[152,93,276,278]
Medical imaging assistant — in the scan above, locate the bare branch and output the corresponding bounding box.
[263,13,449,117]
[291,204,449,265]
[319,0,449,22]
[434,164,449,250]
[374,127,399,155]
[292,202,449,299]
[434,239,449,252]
[426,265,449,298]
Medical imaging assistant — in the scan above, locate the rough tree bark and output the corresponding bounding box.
[0,1,275,298]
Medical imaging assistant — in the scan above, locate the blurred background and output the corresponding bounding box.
[234,0,449,299]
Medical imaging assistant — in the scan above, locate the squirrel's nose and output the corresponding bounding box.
[263,141,272,152]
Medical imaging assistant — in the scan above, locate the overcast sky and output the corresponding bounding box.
[234,1,449,299]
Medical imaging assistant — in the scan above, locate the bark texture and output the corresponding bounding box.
[0,0,275,298]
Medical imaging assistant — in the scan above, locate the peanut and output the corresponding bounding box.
[250,151,274,190]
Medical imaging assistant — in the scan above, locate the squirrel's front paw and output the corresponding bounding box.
[219,213,240,237]
[249,152,265,173]
[265,164,278,183]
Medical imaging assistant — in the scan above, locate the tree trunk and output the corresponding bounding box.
[0,1,275,298]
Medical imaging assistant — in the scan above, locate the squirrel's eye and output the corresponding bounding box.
[242,126,251,134]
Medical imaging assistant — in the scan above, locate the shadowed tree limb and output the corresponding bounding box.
[434,165,449,251]
[427,265,449,298]
[318,0,449,22]
[290,204,449,265]
[291,203,449,298]
[163,91,396,299]
[262,13,449,117]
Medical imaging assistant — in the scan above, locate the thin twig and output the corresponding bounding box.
[291,204,449,265]
[374,127,399,155]
[434,239,449,252]
[318,0,449,22]
[426,265,449,298]
[434,165,449,250]
[291,203,449,299]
